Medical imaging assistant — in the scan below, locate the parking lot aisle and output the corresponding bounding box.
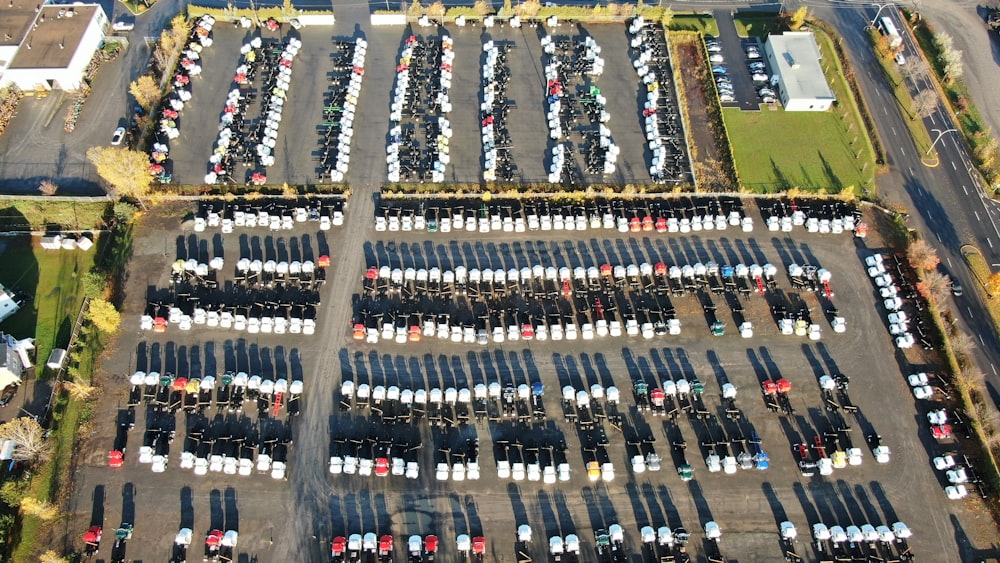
[446,27,488,183]
[344,24,402,186]
[579,23,650,183]
[502,25,556,182]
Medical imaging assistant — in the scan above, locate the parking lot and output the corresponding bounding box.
[710,12,773,111]
[61,191,993,563]
[163,20,679,187]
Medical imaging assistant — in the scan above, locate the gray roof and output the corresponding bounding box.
[0,2,37,48]
[765,31,835,102]
[9,4,99,69]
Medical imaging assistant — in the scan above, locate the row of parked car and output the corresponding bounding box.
[706,38,776,104]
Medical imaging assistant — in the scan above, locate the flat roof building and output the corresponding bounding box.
[0,3,108,91]
[763,31,836,112]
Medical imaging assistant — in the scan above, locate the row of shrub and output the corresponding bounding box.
[381,183,694,198]
[187,3,333,21]
[389,0,673,23]
[153,183,350,197]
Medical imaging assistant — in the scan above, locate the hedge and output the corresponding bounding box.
[187,4,333,21]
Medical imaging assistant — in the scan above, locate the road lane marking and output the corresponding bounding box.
[947,257,953,268]
[993,363,997,376]
[981,334,986,346]
[989,237,994,249]
[963,185,968,195]
[969,307,975,319]
[951,161,957,170]
[891,127,897,137]
[975,211,981,221]
[900,146,906,156]
[883,106,888,115]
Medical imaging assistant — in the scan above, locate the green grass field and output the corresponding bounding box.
[669,13,719,36]
[734,13,781,37]
[0,200,108,231]
[0,237,95,375]
[724,108,871,193]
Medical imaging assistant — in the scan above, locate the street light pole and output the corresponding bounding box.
[927,128,957,155]
[868,2,895,29]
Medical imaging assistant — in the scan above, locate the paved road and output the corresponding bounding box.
[795,2,1000,419]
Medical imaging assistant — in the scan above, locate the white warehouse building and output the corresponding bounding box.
[763,31,835,112]
[0,2,109,91]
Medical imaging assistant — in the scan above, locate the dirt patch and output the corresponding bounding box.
[671,34,734,191]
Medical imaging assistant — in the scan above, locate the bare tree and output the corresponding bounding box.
[0,418,51,466]
[934,31,964,83]
[911,90,937,120]
[907,238,940,272]
[917,270,950,303]
[37,179,57,196]
[950,331,976,366]
[19,497,58,520]
[899,58,926,82]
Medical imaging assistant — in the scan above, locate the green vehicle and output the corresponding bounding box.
[594,529,611,556]
[677,462,693,481]
[710,321,725,336]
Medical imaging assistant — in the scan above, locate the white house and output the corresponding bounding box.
[0,283,18,325]
[763,31,836,112]
[0,332,29,391]
[0,3,108,91]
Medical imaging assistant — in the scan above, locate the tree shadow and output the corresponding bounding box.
[818,151,843,192]
[769,158,793,192]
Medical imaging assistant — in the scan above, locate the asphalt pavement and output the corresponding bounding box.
[799,2,1000,420]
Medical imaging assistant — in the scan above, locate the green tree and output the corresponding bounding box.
[129,75,161,112]
[87,298,121,335]
[986,272,1000,296]
[86,146,153,201]
[789,6,809,29]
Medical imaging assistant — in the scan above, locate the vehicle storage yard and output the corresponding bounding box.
[166,21,681,186]
[65,193,988,562]
[58,14,991,563]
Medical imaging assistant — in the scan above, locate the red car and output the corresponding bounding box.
[375,457,390,477]
[353,324,365,340]
[521,324,535,340]
[642,216,654,231]
[331,536,347,558]
[629,217,641,232]
[655,217,667,233]
[932,425,953,440]
[109,450,124,468]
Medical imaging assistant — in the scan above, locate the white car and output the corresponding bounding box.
[113,20,135,31]
[111,126,126,146]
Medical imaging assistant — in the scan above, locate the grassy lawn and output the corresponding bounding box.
[724,108,871,193]
[734,13,781,37]
[0,237,95,376]
[0,201,108,231]
[669,13,719,36]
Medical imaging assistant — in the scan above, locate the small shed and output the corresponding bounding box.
[40,235,62,250]
[60,238,77,250]
[46,348,67,370]
[76,236,93,251]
